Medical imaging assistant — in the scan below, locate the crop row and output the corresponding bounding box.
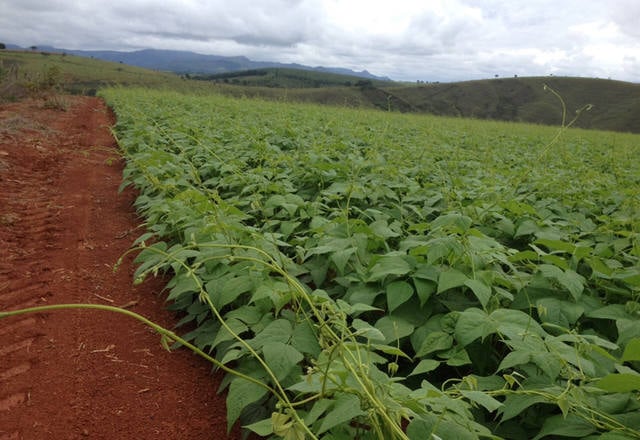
[102,88,640,439]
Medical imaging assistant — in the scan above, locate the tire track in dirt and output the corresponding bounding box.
[0,97,239,440]
[0,111,62,424]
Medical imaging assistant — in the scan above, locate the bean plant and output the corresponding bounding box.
[88,88,640,439]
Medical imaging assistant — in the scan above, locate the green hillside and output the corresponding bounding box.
[202,72,640,133]
[385,76,640,133]
[0,49,195,98]
[2,49,638,133]
[198,67,393,88]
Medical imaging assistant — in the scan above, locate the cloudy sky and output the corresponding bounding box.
[1,0,639,82]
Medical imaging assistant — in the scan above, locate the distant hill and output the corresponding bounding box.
[0,49,191,98]
[19,45,391,81]
[384,77,640,133]
[197,67,393,88]
[207,74,640,133]
[1,49,638,133]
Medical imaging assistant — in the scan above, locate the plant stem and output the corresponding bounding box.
[0,303,276,395]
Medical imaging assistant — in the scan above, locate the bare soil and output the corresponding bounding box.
[0,96,240,440]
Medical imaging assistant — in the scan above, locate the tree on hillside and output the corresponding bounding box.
[0,43,6,50]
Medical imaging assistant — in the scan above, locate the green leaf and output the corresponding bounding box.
[490,308,545,340]
[557,395,570,418]
[244,418,273,436]
[415,331,453,357]
[464,279,491,308]
[371,343,411,359]
[208,276,248,309]
[346,285,381,306]
[133,242,168,276]
[413,264,440,281]
[585,433,639,440]
[324,181,350,195]
[538,263,564,278]
[370,219,401,238]
[508,250,539,263]
[438,269,468,294]
[497,350,531,371]
[536,297,584,326]
[307,240,349,256]
[531,352,562,380]
[317,393,365,434]
[168,274,200,300]
[407,414,442,440]
[288,374,323,394]
[409,359,440,376]
[613,269,640,286]
[386,280,414,313]
[406,416,437,440]
[617,318,640,347]
[622,338,640,362]
[455,308,495,346]
[225,305,264,325]
[249,319,292,350]
[498,393,548,422]
[515,219,540,237]
[459,390,503,412]
[532,414,596,440]
[537,265,585,300]
[304,399,333,426]
[292,321,321,357]
[263,341,304,382]
[211,318,248,349]
[413,277,436,306]
[219,275,254,308]
[443,346,472,366]
[556,269,585,300]
[586,256,614,278]
[330,247,357,275]
[431,213,472,232]
[540,254,569,270]
[587,304,632,320]
[279,220,301,238]
[368,255,412,281]
[534,238,576,254]
[407,414,478,440]
[375,316,415,343]
[220,349,243,365]
[226,378,269,432]
[336,299,383,317]
[595,373,640,392]
[352,318,386,342]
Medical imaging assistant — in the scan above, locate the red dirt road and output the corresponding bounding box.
[0,97,239,439]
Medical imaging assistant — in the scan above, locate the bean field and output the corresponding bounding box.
[101,88,640,440]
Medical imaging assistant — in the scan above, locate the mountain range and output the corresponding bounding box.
[7,44,390,81]
[3,45,638,133]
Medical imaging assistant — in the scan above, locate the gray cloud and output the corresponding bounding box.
[0,0,638,82]
[609,0,640,39]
